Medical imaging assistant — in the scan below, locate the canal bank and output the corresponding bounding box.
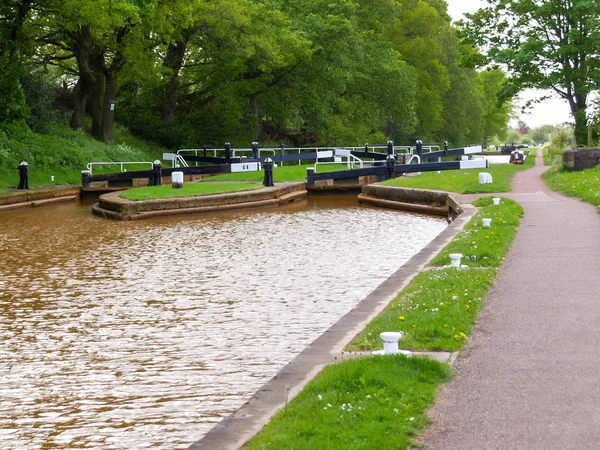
[91,182,308,220]
[0,180,460,222]
[0,185,80,211]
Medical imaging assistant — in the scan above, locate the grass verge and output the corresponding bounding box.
[202,164,354,183]
[380,155,534,193]
[542,164,600,212]
[0,121,166,190]
[120,183,263,200]
[429,197,524,268]
[246,196,523,448]
[246,355,452,450]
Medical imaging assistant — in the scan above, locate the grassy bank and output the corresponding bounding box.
[0,121,166,190]
[120,183,263,200]
[380,154,535,193]
[247,197,524,448]
[201,163,348,183]
[542,163,600,211]
[248,355,452,450]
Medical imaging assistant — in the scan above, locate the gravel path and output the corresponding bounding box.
[420,150,600,449]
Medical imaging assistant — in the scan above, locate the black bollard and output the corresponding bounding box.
[150,160,162,186]
[387,140,394,155]
[225,142,231,164]
[263,158,274,187]
[81,170,91,188]
[416,140,423,157]
[364,143,369,153]
[17,161,29,190]
[444,141,448,156]
[306,167,315,186]
[386,154,395,180]
[252,141,259,160]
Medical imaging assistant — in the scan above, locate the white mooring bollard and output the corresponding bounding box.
[380,332,403,354]
[449,253,463,268]
[172,171,184,189]
[372,332,411,356]
[492,197,500,205]
[478,172,493,184]
[482,218,492,227]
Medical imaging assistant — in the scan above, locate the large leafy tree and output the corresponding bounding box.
[463,0,600,145]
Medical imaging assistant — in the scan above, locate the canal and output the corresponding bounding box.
[0,195,446,449]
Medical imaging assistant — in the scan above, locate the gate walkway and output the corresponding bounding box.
[420,150,600,449]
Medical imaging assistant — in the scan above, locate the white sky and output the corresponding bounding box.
[446,0,572,128]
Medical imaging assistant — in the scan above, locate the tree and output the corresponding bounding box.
[462,0,600,145]
[0,0,39,125]
[517,120,529,135]
[39,0,146,142]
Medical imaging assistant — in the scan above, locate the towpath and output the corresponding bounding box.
[420,150,600,449]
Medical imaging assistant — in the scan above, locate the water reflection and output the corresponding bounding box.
[0,196,446,448]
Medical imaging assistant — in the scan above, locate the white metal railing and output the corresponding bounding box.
[407,154,421,164]
[173,154,188,168]
[172,144,443,169]
[314,148,365,171]
[232,148,276,158]
[177,148,219,157]
[86,161,153,175]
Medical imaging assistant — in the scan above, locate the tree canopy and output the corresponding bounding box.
[1,0,513,148]
[462,0,600,145]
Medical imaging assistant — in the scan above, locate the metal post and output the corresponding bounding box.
[444,141,448,157]
[150,160,162,186]
[17,161,29,190]
[280,143,285,166]
[306,167,315,186]
[416,140,423,157]
[387,140,394,155]
[263,158,274,187]
[364,143,369,153]
[225,142,231,164]
[81,170,91,188]
[252,141,259,159]
[386,154,395,180]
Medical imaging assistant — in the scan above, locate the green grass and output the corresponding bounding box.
[542,164,600,211]
[348,268,496,352]
[429,197,524,267]
[247,355,452,450]
[544,146,563,167]
[202,163,352,183]
[380,156,534,193]
[348,197,523,353]
[0,121,167,190]
[120,182,263,200]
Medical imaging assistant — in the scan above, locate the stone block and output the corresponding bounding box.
[563,147,600,171]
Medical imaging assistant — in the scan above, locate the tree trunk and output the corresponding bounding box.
[384,119,393,138]
[568,94,588,146]
[101,70,117,143]
[68,27,95,132]
[98,26,128,143]
[70,78,87,131]
[90,52,105,140]
[160,39,187,123]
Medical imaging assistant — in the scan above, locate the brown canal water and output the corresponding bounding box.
[0,195,446,449]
